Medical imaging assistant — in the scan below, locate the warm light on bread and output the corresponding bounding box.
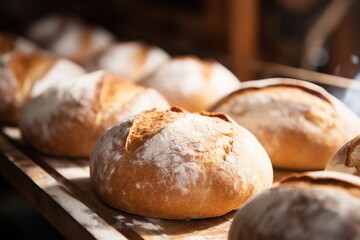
[0,51,85,124]
[141,56,241,112]
[326,135,360,176]
[19,70,170,157]
[90,107,273,219]
[211,78,360,170]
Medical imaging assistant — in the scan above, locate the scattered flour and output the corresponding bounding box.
[90,116,134,194]
[127,219,164,231]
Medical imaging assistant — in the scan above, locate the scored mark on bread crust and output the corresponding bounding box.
[124,108,187,153]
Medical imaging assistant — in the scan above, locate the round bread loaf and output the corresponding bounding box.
[93,41,170,82]
[90,107,273,219]
[0,51,85,124]
[20,70,170,157]
[141,56,241,112]
[211,78,360,170]
[27,13,114,64]
[0,33,37,56]
[228,171,360,240]
[325,135,360,176]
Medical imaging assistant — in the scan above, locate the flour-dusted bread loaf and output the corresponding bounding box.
[92,41,170,82]
[27,13,114,64]
[0,33,37,56]
[211,78,360,170]
[228,171,360,240]
[90,107,273,219]
[326,135,360,176]
[20,70,170,157]
[0,51,85,124]
[141,56,241,112]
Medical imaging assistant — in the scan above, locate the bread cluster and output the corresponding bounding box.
[1,12,360,230]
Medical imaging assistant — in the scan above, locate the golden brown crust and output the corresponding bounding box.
[124,108,186,153]
[325,135,360,176]
[212,78,360,170]
[0,51,56,124]
[20,71,170,157]
[141,56,241,112]
[210,78,333,110]
[90,108,273,219]
[10,52,56,94]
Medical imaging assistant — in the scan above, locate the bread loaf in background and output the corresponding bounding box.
[326,135,360,176]
[211,78,360,170]
[27,13,114,64]
[0,33,37,56]
[228,171,360,240]
[0,51,85,124]
[27,14,82,46]
[141,56,241,112]
[90,107,273,219]
[20,70,170,157]
[92,41,170,82]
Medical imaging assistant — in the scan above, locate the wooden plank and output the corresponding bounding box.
[0,128,135,240]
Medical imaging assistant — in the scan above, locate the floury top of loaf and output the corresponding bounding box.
[19,70,170,157]
[211,78,360,170]
[90,107,273,219]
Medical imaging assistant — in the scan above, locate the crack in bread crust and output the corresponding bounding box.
[124,108,187,153]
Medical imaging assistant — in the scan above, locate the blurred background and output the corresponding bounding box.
[0,0,359,80]
[0,0,359,239]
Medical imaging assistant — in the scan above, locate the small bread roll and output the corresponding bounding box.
[0,33,37,55]
[211,78,360,170]
[228,171,360,240]
[0,51,85,124]
[20,70,170,157]
[141,56,241,112]
[90,107,273,219]
[325,135,360,176]
[93,41,170,82]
